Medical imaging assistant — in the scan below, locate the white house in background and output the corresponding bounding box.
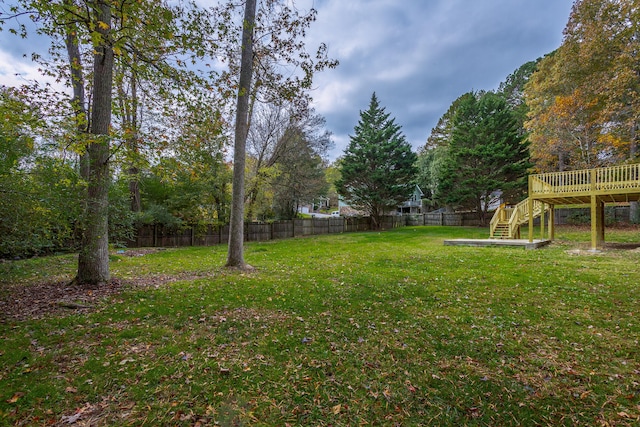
[482,190,503,212]
[337,185,425,216]
[297,196,330,215]
[398,185,424,215]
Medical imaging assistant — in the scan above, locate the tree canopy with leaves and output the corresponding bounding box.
[245,103,332,220]
[435,91,531,225]
[525,0,640,172]
[336,93,417,229]
[1,0,337,272]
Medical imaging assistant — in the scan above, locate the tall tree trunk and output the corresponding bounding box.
[77,1,114,285]
[123,63,141,213]
[64,6,89,179]
[129,166,141,212]
[226,0,256,269]
[116,58,141,213]
[558,151,566,172]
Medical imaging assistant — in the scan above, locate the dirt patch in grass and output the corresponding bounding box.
[0,279,126,322]
[565,243,640,255]
[0,271,220,322]
[604,242,640,250]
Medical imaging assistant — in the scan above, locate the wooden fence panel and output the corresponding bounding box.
[301,219,314,236]
[329,218,344,233]
[247,223,270,242]
[313,218,330,235]
[344,217,369,233]
[273,221,294,239]
[405,215,424,226]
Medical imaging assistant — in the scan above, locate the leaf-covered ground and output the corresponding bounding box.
[1,226,640,426]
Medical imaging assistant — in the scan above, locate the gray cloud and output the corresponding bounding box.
[306,0,574,159]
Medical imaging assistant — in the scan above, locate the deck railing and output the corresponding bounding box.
[531,164,640,196]
[595,164,640,191]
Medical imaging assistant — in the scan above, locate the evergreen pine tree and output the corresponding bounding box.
[336,93,417,229]
[436,91,532,225]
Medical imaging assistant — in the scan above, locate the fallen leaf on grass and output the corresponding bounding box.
[60,403,95,425]
[120,401,136,410]
[61,412,83,424]
[468,407,481,418]
[332,404,341,414]
[7,392,24,403]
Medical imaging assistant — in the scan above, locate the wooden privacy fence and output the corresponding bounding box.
[126,206,620,249]
[127,213,479,248]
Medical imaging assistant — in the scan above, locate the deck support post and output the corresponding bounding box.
[590,195,605,251]
[599,202,605,243]
[548,205,555,241]
[527,198,534,242]
[539,202,545,239]
[528,176,534,243]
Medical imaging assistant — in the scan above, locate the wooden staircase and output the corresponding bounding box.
[491,221,512,239]
[489,198,548,239]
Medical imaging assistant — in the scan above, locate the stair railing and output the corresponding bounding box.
[489,204,505,237]
[490,198,548,238]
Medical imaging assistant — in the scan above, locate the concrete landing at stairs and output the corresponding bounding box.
[443,238,551,250]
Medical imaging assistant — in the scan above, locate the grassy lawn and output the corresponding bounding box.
[1,225,639,426]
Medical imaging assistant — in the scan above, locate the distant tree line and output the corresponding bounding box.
[416,0,640,224]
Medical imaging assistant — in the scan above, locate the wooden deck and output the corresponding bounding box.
[530,164,640,205]
[489,164,640,250]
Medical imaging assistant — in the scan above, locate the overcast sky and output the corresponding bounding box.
[0,0,575,160]
[302,0,575,159]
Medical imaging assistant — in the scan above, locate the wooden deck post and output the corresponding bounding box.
[528,176,534,243]
[590,195,606,251]
[589,169,606,251]
[597,198,605,246]
[540,203,545,239]
[548,205,555,240]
